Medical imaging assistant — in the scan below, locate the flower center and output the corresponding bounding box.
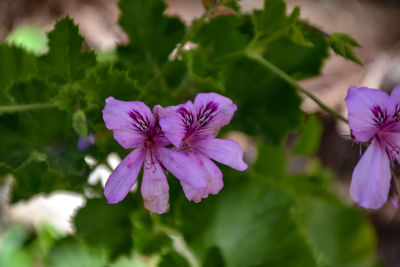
[129,110,150,133]
[371,106,388,127]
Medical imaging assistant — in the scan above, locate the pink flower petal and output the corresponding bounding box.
[102,97,154,149]
[390,83,400,105]
[141,151,169,214]
[345,86,395,142]
[104,147,146,204]
[180,152,223,202]
[155,101,196,148]
[350,139,391,209]
[193,93,237,139]
[156,147,208,190]
[197,138,248,171]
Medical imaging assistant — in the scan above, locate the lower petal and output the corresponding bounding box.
[156,147,207,190]
[197,138,248,171]
[104,147,145,204]
[180,153,223,202]
[350,139,391,209]
[141,151,169,214]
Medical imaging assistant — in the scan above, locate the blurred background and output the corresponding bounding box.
[1,0,400,266]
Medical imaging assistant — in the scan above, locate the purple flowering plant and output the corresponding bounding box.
[0,0,386,265]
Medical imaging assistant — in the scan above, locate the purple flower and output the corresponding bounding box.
[345,85,400,209]
[77,132,96,151]
[156,93,248,202]
[102,97,207,214]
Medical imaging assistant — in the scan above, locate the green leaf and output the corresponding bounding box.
[178,175,317,267]
[0,80,86,172]
[159,251,190,267]
[252,0,287,41]
[194,15,250,59]
[252,142,378,267]
[181,48,225,93]
[0,45,37,104]
[117,0,185,87]
[11,151,85,201]
[72,110,88,138]
[74,197,139,259]
[225,57,302,144]
[294,195,377,267]
[331,33,361,47]
[131,213,173,255]
[287,7,313,47]
[328,33,362,65]
[293,115,323,156]
[81,65,140,106]
[38,16,96,83]
[263,28,329,79]
[0,80,88,201]
[203,246,225,267]
[45,237,108,267]
[253,142,286,177]
[0,225,33,267]
[119,0,184,64]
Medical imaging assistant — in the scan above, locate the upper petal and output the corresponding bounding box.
[141,150,169,214]
[390,83,400,106]
[345,86,395,142]
[104,147,145,204]
[193,93,237,139]
[196,138,248,171]
[155,101,196,148]
[103,97,155,149]
[180,152,223,202]
[156,147,208,190]
[350,139,391,209]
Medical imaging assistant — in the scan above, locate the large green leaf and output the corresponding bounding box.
[294,195,376,267]
[252,0,287,41]
[225,57,302,144]
[176,173,317,267]
[194,15,251,59]
[74,197,139,259]
[117,0,185,91]
[0,45,37,104]
[38,16,96,83]
[252,141,378,267]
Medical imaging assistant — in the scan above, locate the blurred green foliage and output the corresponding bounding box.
[0,0,371,266]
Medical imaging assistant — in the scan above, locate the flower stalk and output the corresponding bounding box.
[245,51,348,123]
[0,102,57,114]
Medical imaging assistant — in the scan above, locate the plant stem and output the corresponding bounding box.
[245,51,348,123]
[0,103,57,114]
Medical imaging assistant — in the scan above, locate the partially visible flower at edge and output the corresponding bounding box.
[77,132,96,151]
[345,85,400,209]
[156,92,248,203]
[102,97,207,214]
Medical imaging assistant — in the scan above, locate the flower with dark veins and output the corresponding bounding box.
[102,97,207,214]
[345,85,400,209]
[156,93,248,202]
